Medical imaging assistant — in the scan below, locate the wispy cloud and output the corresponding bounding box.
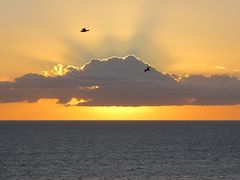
[215,65,226,70]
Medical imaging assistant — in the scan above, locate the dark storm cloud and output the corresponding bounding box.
[0,55,240,106]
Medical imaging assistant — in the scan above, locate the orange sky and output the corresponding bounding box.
[0,99,240,120]
[1,0,240,79]
[0,0,240,120]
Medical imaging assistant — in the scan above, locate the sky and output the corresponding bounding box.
[0,0,240,120]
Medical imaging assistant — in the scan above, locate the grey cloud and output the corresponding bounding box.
[0,55,240,106]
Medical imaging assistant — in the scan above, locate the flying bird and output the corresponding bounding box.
[144,66,151,72]
[80,28,90,32]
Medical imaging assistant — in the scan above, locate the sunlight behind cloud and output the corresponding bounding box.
[66,98,91,106]
[43,64,79,77]
[1,0,240,79]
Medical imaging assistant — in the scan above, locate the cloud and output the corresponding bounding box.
[215,65,226,70]
[0,55,240,106]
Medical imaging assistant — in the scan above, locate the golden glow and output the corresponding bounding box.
[52,64,68,76]
[66,98,91,106]
[43,64,79,77]
[0,99,240,120]
[215,66,226,70]
[0,76,9,82]
[91,106,149,120]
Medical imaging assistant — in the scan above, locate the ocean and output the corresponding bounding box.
[0,121,240,180]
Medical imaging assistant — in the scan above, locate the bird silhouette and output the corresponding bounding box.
[144,66,151,72]
[80,28,90,32]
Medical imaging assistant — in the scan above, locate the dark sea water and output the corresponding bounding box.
[0,121,240,180]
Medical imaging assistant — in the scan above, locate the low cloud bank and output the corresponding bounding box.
[0,55,240,106]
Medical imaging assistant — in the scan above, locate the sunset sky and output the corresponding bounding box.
[0,0,240,120]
